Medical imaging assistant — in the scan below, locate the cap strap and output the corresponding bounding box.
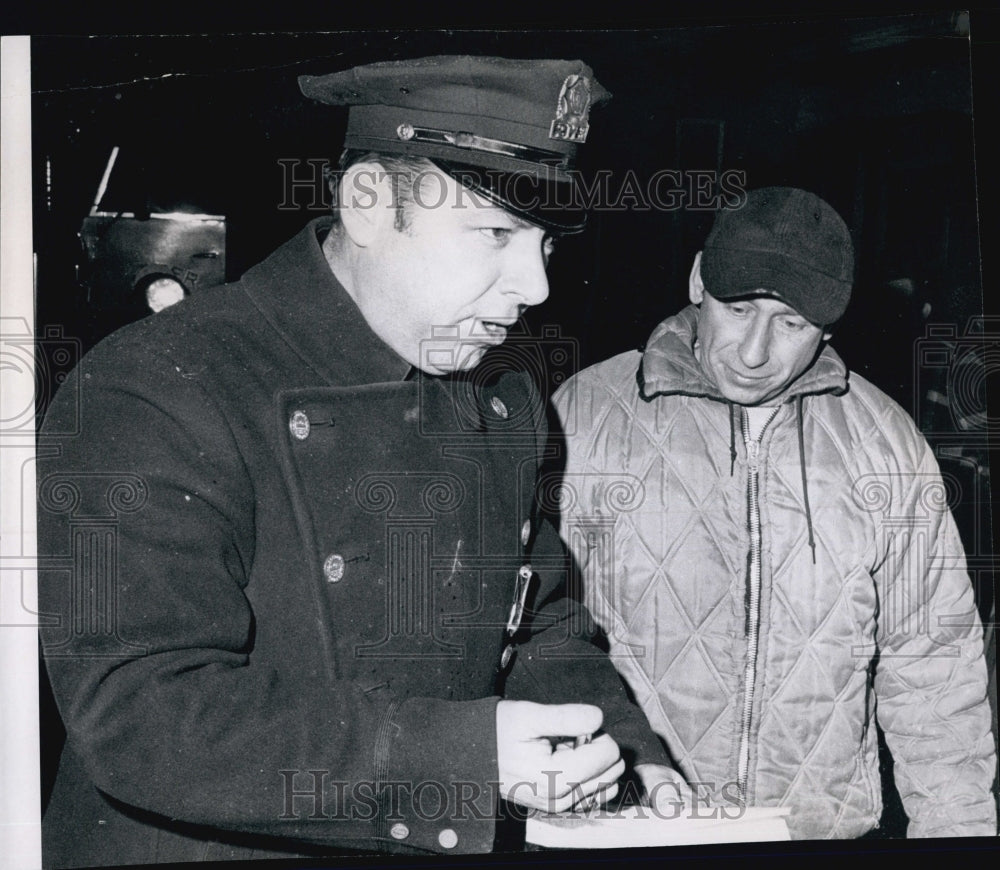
[395,123,570,168]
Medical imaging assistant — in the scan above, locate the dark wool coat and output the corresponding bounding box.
[38,218,667,867]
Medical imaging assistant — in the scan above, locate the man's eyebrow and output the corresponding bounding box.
[508,214,538,229]
[725,293,800,314]
[471,202,537,229]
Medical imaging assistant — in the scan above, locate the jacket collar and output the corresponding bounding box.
[639,304,849,404]
[240,217,413,386]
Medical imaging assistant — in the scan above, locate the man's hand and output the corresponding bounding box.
[634,763,698,817]
[496,700,625,813]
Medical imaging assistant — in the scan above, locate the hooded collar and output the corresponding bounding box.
[639,304,849,404]
[639,304,845,565]
[240,217,413,386]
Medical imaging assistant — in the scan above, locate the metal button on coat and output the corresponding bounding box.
[390,823,409,840]
[521,519,531,546]
[500,644,515,669]
[489,396,508,419]
[438,828,458,849]
[289,410,310,440]
[323,553,345,583]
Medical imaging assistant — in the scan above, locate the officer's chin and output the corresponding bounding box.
[418,341,491,375]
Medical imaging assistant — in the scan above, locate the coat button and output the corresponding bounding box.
[500,644,515,669]
[438,828,458,849]
[323,553,345,583]
[521,519,531,546]
[390,823,409,840]
[289,410,310,440]
[489,396,508,419]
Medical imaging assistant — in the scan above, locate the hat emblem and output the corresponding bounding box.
[549,74,593,143]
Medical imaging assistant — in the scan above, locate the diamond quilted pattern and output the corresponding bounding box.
[554,317,996,839]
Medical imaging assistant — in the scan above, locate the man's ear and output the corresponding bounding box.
[689,251,705,305]
[338,161,395,247]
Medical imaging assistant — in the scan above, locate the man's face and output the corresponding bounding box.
[690,259,830,405]
[343,165,554,375]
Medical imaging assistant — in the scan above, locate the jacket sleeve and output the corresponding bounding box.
[37,336,499,855]
[503,516,671,772]
[872,422,997,838]
[500,380,670,773]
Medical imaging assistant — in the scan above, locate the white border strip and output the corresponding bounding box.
[0,34,43,870]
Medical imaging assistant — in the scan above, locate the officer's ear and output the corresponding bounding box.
[689,251,705,305]
[338,161,395,247]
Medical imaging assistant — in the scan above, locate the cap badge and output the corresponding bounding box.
[549,75,593,143]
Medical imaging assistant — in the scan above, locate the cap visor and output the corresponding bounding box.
[431,159,588,235]
[701,248,851,325]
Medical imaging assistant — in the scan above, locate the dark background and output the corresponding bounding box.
[25,7,999,856]
[29,13,987,411]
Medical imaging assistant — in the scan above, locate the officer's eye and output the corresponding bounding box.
[726,303,750,317]
[479,227,513,245]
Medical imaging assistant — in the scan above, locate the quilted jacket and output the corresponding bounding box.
[551,305,997,839]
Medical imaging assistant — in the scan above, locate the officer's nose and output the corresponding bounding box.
[738,314,771,369]
[504,237,550,308]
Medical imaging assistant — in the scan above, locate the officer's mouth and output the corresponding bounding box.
[477,319,518,340]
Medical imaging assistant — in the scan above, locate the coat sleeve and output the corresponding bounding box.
[872,420,997,838]
[500,378,670,773]
[37,335,499,855]
[503,516,671,772]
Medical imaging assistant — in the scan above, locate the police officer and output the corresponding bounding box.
[37,55,686,867]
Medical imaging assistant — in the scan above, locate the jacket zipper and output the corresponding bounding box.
[736,406,779,799]
[861,661,873,748]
